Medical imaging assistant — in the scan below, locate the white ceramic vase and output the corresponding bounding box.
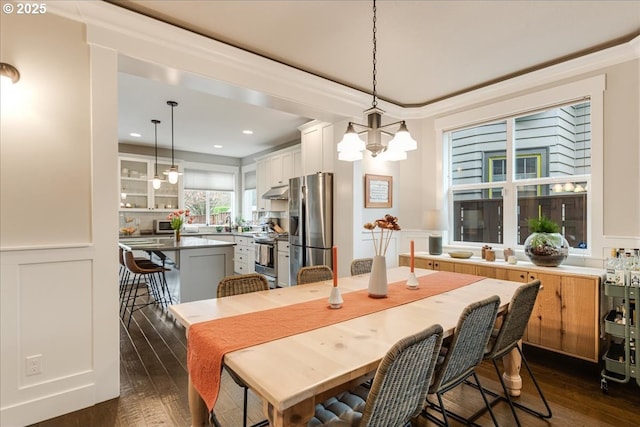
[368,255,388,298]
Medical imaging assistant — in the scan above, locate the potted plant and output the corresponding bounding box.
[524,216,569,267]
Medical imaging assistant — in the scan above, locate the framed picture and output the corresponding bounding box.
[365,174,392,208]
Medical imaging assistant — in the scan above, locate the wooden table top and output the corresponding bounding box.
[169,267,522,417]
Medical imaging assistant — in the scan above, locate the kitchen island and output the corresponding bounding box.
[119,236,235,303]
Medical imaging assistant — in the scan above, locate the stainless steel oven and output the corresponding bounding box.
[254,237,277,285]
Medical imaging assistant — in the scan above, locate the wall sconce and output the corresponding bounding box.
[0,63,20,85]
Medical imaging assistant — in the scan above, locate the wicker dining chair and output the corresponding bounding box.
[216,273,270,427]
[297,265,333,285]
[421,295,501,427]
[217,273,269,298]
[308,323,444,427]
[469,280,552,426]
[350,258,373,276]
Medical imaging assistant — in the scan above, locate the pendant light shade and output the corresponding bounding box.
[166,167,180,185]
[163,101,182,185]
[151,119,162,190]
[337,0,417,162]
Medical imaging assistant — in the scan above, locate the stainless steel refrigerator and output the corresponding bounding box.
[289,172,333,285]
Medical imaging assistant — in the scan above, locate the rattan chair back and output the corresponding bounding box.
[297,265,333,285]
[350,258,373,276]
[308,324,443,427]
[217,273,269,298]
[486,280,541,359]
[429,295,501,393]
[360,324,443,426]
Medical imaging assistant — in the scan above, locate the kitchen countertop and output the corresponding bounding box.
[119,236,236,251]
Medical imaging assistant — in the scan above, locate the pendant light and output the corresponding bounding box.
[151,119,162,190]
[163,100,182,184]
[337,0,417,162]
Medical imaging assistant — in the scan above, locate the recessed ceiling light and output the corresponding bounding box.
[242,130,253,135]
[129,132,142,137]
[213,144,223,149]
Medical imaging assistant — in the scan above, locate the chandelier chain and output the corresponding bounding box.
[371,0,377,108]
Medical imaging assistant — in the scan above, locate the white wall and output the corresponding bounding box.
[1,2,638,425]
[1,11,119,426]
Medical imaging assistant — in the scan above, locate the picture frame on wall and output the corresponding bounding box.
[365,174,392,208]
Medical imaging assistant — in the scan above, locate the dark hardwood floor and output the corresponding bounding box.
[30,283,640,427]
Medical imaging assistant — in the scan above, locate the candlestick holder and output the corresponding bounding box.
[328,286,343,309]
[406,271,419,289]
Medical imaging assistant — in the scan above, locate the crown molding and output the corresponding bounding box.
[48,2,639,123]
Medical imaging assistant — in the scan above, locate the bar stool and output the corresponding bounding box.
[121,249,171,328]
[119,246,165,316]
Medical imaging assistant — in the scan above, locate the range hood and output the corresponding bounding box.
[262,185,289,200]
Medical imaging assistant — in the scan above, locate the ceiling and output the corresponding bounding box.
[113,0,640,158]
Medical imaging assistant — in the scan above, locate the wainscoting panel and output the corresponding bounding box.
[1,246,97,426]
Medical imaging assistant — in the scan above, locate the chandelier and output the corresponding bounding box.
[337,0,417,162]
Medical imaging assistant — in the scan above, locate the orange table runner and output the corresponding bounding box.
[187,271,483,411]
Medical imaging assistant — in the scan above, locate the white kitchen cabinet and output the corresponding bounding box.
[300,121,334,175]
[293,150,302,178]
[277,240,290,287]
[119,156,182,212]
[271,154,285,186]
[256,158,272,212]
[234,235,255,274]
[270,149,300,186]
[256,147,301,212]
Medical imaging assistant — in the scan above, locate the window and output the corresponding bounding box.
[243,170,257,223]
[183,169,236,226]
[447,101,591,250]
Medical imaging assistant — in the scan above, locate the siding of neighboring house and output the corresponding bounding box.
[451,102,591,192]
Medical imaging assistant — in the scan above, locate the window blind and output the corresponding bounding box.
[244,171,256,190]
[184,169,234,191]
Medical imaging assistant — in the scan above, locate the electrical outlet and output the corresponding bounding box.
[26,355,42,376]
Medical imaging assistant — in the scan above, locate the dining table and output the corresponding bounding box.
[169,266,525,427]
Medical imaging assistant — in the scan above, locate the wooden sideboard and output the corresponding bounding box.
[399,252,606,362]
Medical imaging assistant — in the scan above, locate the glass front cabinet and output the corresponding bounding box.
[119,156,182,212]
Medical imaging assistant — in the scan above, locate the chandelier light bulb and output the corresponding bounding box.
[152,176,162,189]
[389,122,417,152]
[337,124,366,155]
[338,149,364,162]
[377,147,407,162]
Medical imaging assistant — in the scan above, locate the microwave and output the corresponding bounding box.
[154,219,174,234]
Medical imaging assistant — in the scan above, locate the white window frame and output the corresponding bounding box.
[435,75,605,257]
[182,162,240,226]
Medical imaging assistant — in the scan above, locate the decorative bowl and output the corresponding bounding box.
[448,251,473,259]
